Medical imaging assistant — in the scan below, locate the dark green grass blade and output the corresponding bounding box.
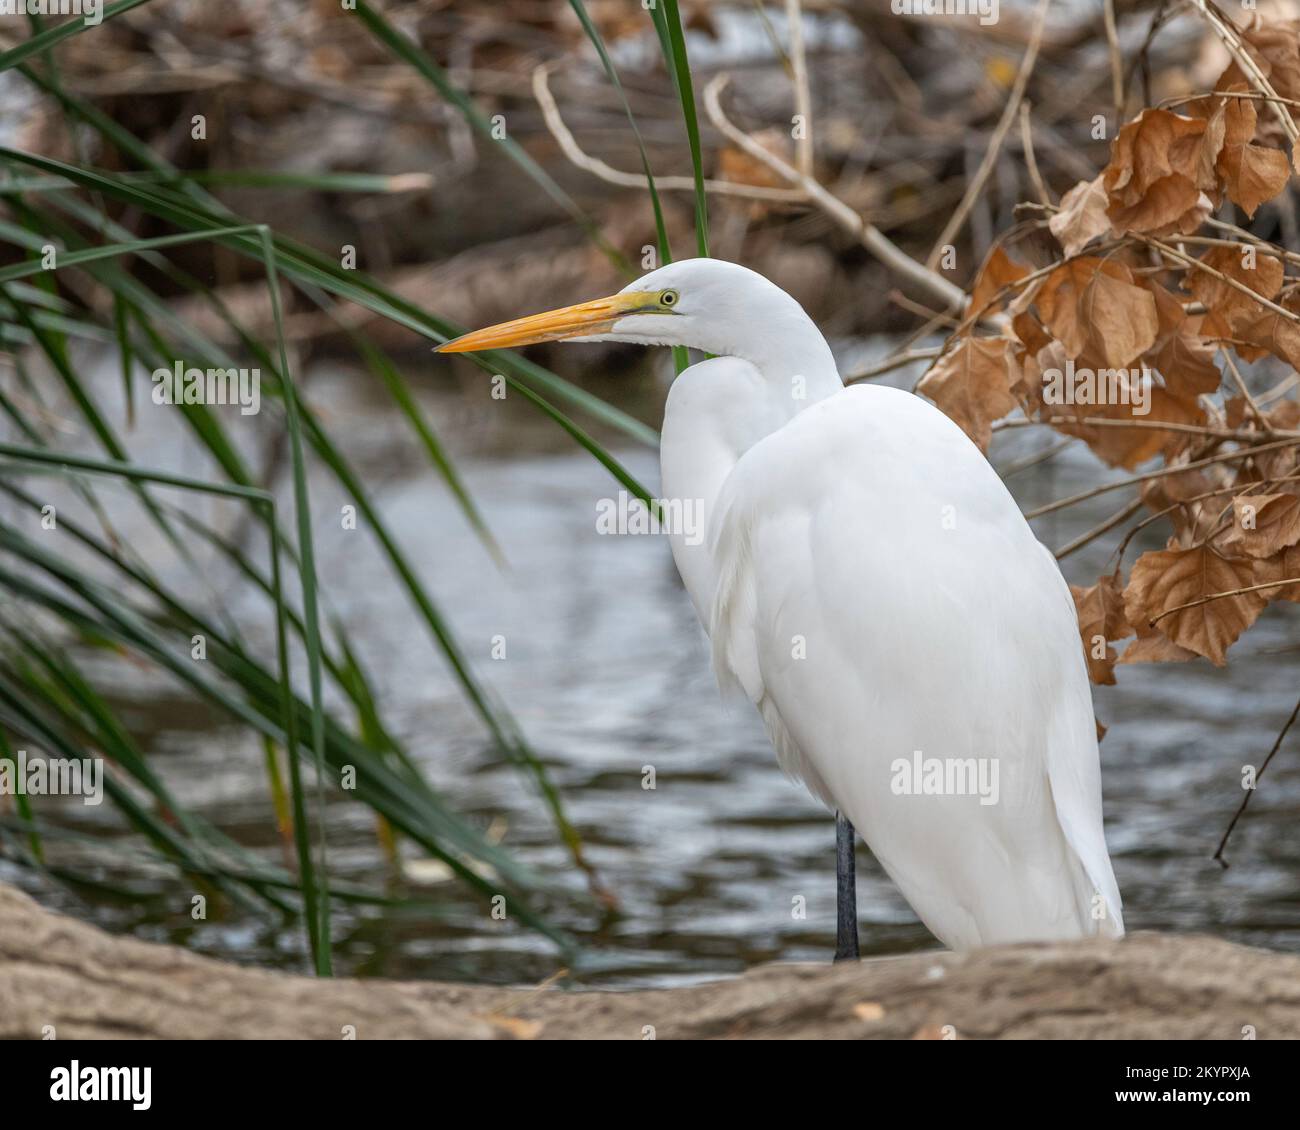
[650,0,710,258]
[351,0,631,277]
[0,0,153,72]
[568,0,689,373]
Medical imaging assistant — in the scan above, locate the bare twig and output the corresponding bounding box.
[1151,576,1300,625]
[702,73,968,313]
[1161,89,1300,114]
[1221,351,1272,436]
[1025,436,1300,519]
[532,66,804,203]
[1188,0,1298,143]
[1102,0,1125,119]
[997,416,1300,441]
[1214,692,1300,867]
[926,0,1051,269]
[1054,497,1145,560]
[1139,235,1300,329]
[1018,101,1051,207]
[786,0,813,178]
[1000,436,1075,479]
[844,347,943,384]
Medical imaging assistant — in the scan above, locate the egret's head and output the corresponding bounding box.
[436,259,801,359]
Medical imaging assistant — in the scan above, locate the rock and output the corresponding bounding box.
[1,881,1296,1039]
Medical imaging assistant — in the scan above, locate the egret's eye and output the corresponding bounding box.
[660,289,679,308]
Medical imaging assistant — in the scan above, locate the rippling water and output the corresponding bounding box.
[7,344,1300,987]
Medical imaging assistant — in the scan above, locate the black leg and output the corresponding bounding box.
[834,810,860,962]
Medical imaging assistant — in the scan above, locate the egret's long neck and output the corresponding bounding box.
[659,319,841,621]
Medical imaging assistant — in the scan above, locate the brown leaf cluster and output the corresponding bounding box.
[915,20,1300,677]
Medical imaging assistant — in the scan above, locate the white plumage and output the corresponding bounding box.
[698,379,1122,946]
[440,257,1125,950]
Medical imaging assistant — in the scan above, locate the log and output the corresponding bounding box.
[1,881,1297,1040]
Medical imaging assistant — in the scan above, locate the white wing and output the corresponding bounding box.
[708,383,1123,949]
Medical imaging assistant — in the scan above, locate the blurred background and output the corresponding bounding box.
[1,0,1298,988]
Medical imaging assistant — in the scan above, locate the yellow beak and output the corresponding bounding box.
[435,291,661,353]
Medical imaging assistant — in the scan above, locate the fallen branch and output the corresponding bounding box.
[2,881,1299,1039]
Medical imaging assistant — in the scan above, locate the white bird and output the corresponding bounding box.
[438,258,1124,955]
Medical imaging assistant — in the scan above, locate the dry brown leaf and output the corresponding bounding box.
[1140,467,1218,544]
[1122,543,1268,665]
[1049,176,1111,256]
[1190,82,1258,169]
[1017,338,1200,468]
[1150,330,1222,406]
[916,337,1018,452]
[1187,84,1259,151]
[1011,309,1053,356]
[1118,627,1199,666]
[1232,292,1300,369]
[1142,277,1189,348]
[1219,142,1291,217]
[1103,109,1222,235]
[1138,278,1222,406]
[1185,245,1284,331]
[1070,573,1133,685]
[969,246,1030,315]
[1267,399,1300,430]
[1037,258,1158,368]
[1220,492,1300,558]
[1022,326,1205,467]
[1243,20,1300,103]
[1254,543,1300,602]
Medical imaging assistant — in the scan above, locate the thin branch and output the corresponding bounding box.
[1102,0,1125,119]
[786,0,813,178]
[1214,692,1300,867]
[531,65,804,203]
[1019,101,1051,207]
[702,73,968,313]
[1151,576,1300,625]
[926,0,1051,269]
[1000,436,1075,480]
[889,289,960,327]
[1111,471,1300,569]
[1138,234,1300,329]
[1054,496,1144,560]
[996,416,1294,442]
[1220,351,1272,436]
[844,346,942,384]
[1024,436,1300,519]
[1161,88,1300,114]
[1188,0,1298,143]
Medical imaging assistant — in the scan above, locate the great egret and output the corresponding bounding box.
[438,258,1124,956]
